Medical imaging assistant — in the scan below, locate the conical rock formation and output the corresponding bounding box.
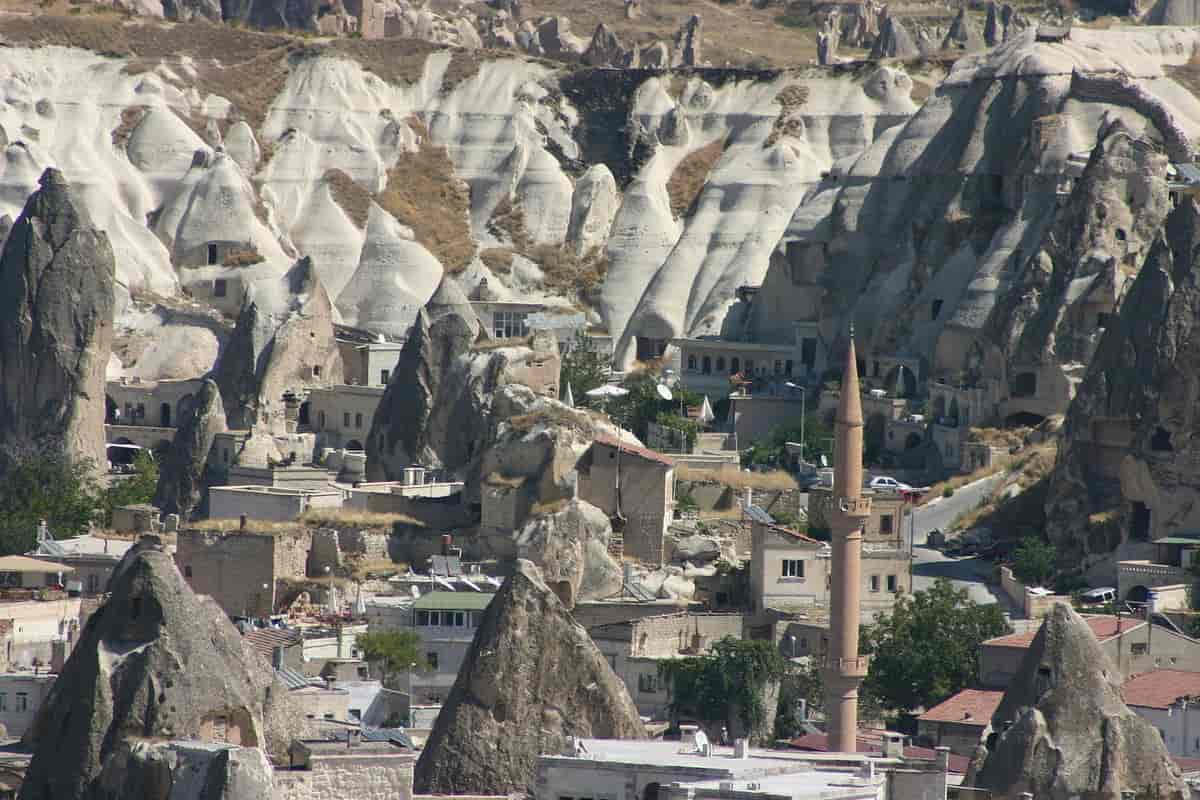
[0,168,113,473]
[969,603,1187,800]
[19,540,302,800]
[414,559,645,795]
[155,378,227,519]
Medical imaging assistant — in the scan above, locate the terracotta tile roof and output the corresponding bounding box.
[983,616,1144,649]
[766,522,822,544]
[243,627,302,661]
[787,732,971,774]
[1174,756,1200,774]
[918,689,1004,727]
[593,433,674,467]
[1122,669,1200,709]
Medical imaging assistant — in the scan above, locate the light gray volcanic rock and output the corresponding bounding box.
[95,741,276,800]
[673,14,702,66]
[0,168,113,473]
[513,497,621,606]
[154,378,226,520]
[969,603,1187,800]
[214,257,342,431]
[413,559,645,795]
[869,14,919,59]
[941,8,984,52]
[19,540,302,800]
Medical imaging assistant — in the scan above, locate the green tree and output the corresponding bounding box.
[0,449,101,554]
[356,630,425,677]
[774,658,885,738]
[659,637,787,742]
[559,330,609,401]
[1012,536,1056,587]
[101,452,158,526]
[862,579,1010,713]
[742,414,833,469]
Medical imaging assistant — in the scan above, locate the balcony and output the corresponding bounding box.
[1118,560,1191,587]
[822,656,870,679]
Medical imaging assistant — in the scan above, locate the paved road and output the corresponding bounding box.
[904,473,1011,608]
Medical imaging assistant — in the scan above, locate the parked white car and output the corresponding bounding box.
[868,476,912,493]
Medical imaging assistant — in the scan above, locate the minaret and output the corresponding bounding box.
[823,328,870,753]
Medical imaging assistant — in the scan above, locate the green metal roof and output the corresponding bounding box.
[1156,536,1200,545]
[412,591,496,611]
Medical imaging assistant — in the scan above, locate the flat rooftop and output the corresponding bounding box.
[550,738,875,776]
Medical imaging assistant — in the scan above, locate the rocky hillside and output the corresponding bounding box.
[0,12,1197,387]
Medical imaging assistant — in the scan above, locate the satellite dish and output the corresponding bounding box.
[656,383,673,401]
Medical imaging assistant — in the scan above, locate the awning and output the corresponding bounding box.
[0,555,75,574]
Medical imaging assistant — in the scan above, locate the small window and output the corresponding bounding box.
[887,575,898,593]
[731,357,740,374]
[222,448,230,464]
[416,610,429,626]
[343,412,351,428]
[380,370,390,384]
[312,365,322,378]
[869,575,881,592]
[702,356,712,375]
[688,355,697,371]
[785,359,793,375]
[16,693,27,712]
[1116,228,1127,242]
[1132,642,1149,656]
[184,565,193,578]
[931,299,943,319]
[0,693,8,712]
[880,515,894,535]
[638,673,658,693]
[799,637,808,650]
[213,279,227,298]
[207,243,218,265]
[355,413,364,428]
[427,652,439,670]
[781,559,805,578]
[774,360,783,374]
[715,357,725,372]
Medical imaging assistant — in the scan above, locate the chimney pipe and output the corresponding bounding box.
[240,514,247,531]
[442,534,451,556]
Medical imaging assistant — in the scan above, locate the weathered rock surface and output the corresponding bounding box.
[366,279,561,480]
[214,257,342,431]
[514,498,621,606]
[969,603,1187,800]
[672,14,703,67]
[869,14,920,59]
[941,8,984,52]
[95,741,275,800]
[155,378,226,520]
[20,540,302,800]
[0,168,113,473]
[1044,195,1200,575]
[414,559,645,795]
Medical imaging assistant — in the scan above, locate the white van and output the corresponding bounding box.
[1080,587,1117,605]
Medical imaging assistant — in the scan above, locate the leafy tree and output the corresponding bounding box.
[742,414,833,469]
[0,449,101,554]
[655,411,700,449]
[659,637,787,742]
[559,330,609,401]
[774,658,885,738]
[356,630,425,677]
[862,579,1010,713]
[101,452,159,526]
[1012,536,1056,587]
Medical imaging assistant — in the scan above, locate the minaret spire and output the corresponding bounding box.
[824,330,870,753]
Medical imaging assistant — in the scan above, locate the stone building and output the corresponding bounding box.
[276,737,415,800]
[306,384,387,452]
[29,532,134,596]
[915,688,1003,756]
[577,435,675,564]
[175,527,312,617]
[589,611,745,718]
[807,487,905,544]
[0,672,55,738]
[208,485,345,523]
[749,519,909,622]
[978,614,1200,688]
[402,591,496,705]
[1120,668,1200,758]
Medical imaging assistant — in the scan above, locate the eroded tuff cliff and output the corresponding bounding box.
[1044,195,1200,576]
[0,168,113,472]
[155,378,227,519]
[20,540,302,800]
[969,603,1187,800]
[414,559,645,795]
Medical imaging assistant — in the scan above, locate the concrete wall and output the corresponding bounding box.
[275,753,415,800]
[308,385,386,450]
[915,719,985,757]
[106,377,205,428]
[750,522,827,612]
[209,486,344,522]
[729,396,806,443]
[808,487,905,543]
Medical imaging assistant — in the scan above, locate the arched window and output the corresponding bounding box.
[716,357,725,372]
[702,356,712,374]
[687,355,697,371]
[731,357,740,374]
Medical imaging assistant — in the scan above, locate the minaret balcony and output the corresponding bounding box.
[835,496,872,520]
[822,656,870,679]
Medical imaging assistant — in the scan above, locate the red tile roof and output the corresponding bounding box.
[1174,756,1200,774]
[243,627,302,661]
[788,732,971,774]
[593,433,674,467]
[984,616,1144,649]
[1122,669,1200,709]
[918,689,1004,727]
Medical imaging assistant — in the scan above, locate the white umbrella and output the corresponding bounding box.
[563,383,575,408]
[699,395,715,425]
[586,384,630,399]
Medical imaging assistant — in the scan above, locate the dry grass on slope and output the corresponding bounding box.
[486,198,609,303]
[666,139,726,218]
[324,168,373,229]
[377,123,475,274]
[676,463,798,491]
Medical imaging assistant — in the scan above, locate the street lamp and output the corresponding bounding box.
[785,382,806,465]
